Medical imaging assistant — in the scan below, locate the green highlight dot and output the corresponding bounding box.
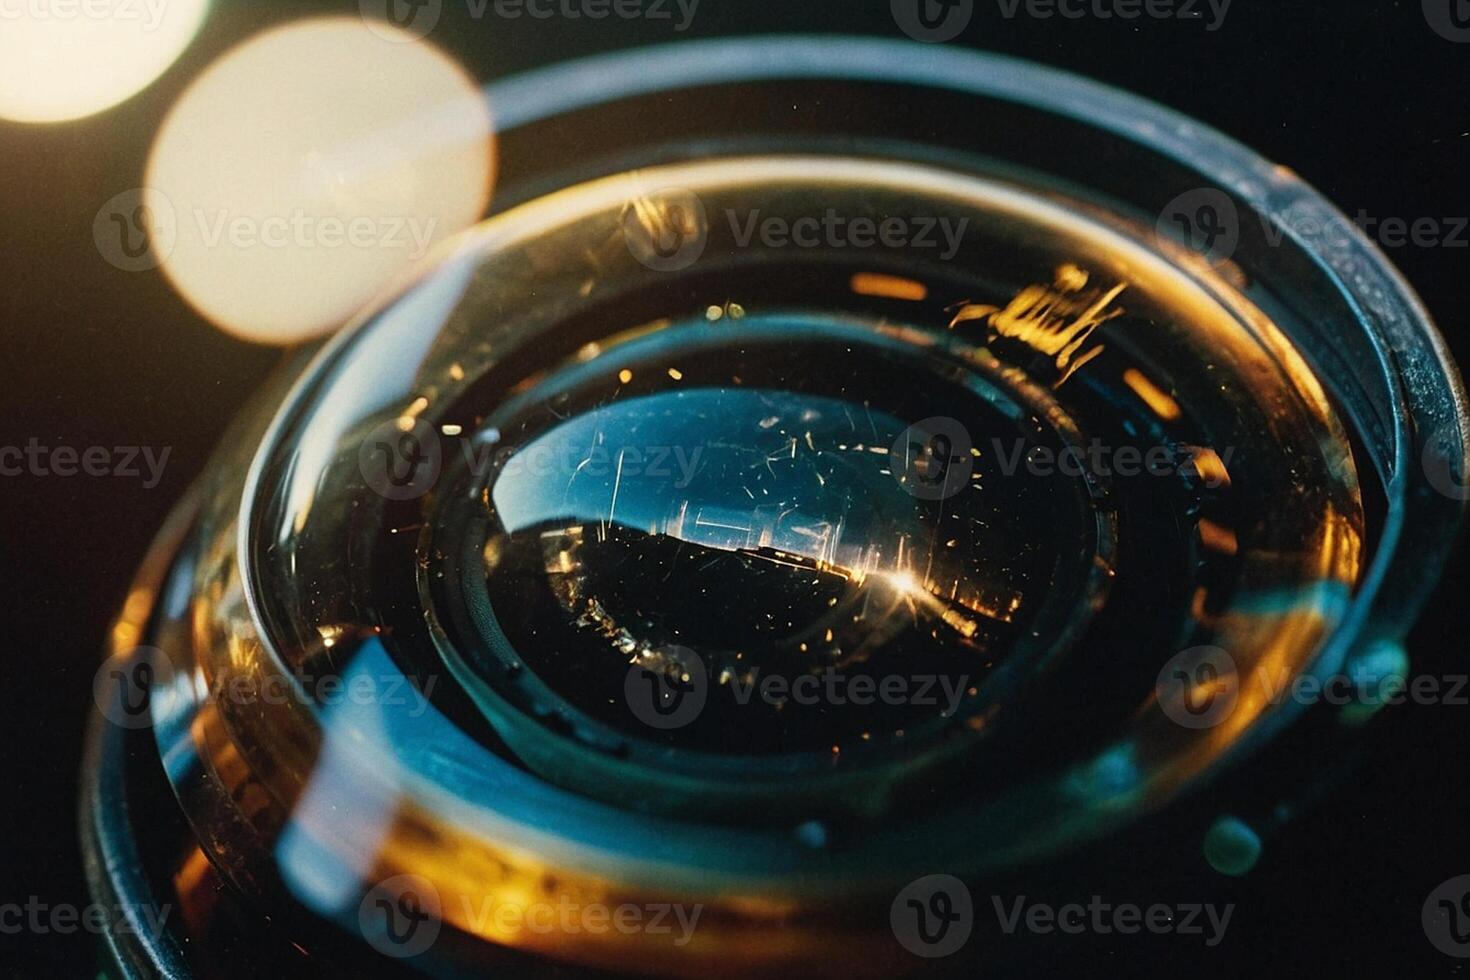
[1340,639,1410,726]
[1204,815,1261,877]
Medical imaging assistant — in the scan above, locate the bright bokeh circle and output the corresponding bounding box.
[0,0,210,123]
[145,16,496,344]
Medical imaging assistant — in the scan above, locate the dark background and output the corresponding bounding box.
[1,1,1466,975]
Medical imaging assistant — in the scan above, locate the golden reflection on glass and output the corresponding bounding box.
[848,271,928,302]
[1121,366,1183,421]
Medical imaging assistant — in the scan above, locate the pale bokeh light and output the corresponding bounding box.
[145,16,496,345]
[0,0,209,123]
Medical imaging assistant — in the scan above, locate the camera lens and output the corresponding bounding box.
[82,36,1466,979]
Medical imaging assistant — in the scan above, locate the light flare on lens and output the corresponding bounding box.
[0,0,209,123]
[145,16,495,344]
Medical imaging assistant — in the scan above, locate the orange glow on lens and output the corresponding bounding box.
[1197,519,1239,555]
[849,272,928,301]
[1121,367,1182,421]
